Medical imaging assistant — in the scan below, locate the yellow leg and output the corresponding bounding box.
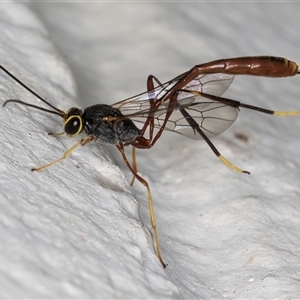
[273,110,300,116]
[116,144,167,268]
[143,180,166,268]
[218,155,250,174]
[32,136,93,172]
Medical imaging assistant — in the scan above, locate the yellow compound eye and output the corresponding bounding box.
[64,115,83,136]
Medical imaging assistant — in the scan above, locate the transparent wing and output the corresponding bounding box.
[155,96,238,139]
[113,73,235,114]
[129,94,238,140]
[112,72,237,140]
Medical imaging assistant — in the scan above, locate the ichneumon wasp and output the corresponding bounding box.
[1,56,300,268]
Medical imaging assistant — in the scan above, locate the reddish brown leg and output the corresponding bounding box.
[130,146,137,186]
[116,143,167,268]
[139,75,165,141]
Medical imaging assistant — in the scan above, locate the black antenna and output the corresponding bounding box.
[3,99,62,116]
[0,65,65,117]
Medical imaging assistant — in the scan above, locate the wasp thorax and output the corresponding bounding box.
[64,107,83,136]
[82,104,142,144]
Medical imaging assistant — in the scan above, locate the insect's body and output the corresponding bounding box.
[82,104,142,144]
[1,56,300,268]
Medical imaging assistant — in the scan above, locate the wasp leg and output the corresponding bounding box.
[32,136,94,172]
[48,132,65,137]
[182,105,250,174]
[116,143,167,268]
[173,89,250,174]
[183,89,300,172]
[138,74,165,143]
[130,146,138,186]
[273,111,300,116]
[239,102,300,116]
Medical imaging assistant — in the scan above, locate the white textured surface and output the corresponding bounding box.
[1,2,300,298]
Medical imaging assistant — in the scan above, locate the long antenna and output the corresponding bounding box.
[0,65,65,117]
[3,99,62,116]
